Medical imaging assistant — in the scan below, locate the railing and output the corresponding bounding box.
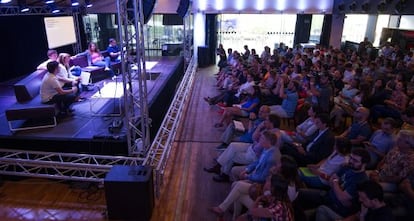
[143,56,198,197]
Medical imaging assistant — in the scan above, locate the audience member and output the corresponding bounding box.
[338,107,372,148]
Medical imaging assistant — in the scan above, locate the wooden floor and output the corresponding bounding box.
[0,65,236,221]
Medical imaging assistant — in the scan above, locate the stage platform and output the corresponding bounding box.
[0,56,184,155]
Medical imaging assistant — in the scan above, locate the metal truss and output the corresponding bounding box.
[117,0,151,156]
[0,6,72,16]
[143,56,197,196]
[0,149,144,183]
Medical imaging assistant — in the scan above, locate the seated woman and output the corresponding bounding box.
[40,61,78,116]
[236,174,295,221]
[86,42,112,72]
[214,86,260,128]
[57,53,81,94]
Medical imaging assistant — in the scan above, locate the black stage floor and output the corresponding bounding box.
[0,56,184,155]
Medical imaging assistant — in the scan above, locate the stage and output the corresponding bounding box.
[0,56,184,155]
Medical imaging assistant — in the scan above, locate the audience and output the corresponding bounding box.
[203,42,414,220]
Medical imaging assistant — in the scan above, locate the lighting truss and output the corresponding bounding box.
[0,149,144,182]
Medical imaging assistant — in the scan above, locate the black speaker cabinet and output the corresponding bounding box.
[104,165,154,221]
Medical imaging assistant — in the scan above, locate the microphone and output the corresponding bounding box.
[96,85,101,95]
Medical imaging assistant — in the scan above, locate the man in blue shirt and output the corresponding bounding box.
[270,78,299,118]
[297,148,370,220]
[107,38,121,62]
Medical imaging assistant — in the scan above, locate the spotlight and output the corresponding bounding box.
[349,1,357,11]
[395,0,406,14]
[18,0,29,12]
[361,2,370,12]
[338,3,345,11]
[48,3,60,13]
[85,0,93,8]
[71,0,79,7]
[378,1,387,12]
[1,0,12,3]
[45,0,54,4]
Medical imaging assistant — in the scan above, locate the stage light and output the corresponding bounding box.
[349,1,357,11]
[48,3,60,13]
[1,0,12,3]
[361,2,370,12]
[71,0,79,7]
[395,0,406,14]
[18,0,29,12]
[377,1,387,12]
[85,0,93,8]
[338,3,345,11]
[45,0,54,4]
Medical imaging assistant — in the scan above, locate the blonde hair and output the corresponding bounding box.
[58,53,71,68]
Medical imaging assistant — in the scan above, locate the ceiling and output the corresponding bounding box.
[1,0,334,14]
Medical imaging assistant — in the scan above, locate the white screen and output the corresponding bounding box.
[44,16,77,49]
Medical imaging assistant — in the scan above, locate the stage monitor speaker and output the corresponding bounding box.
[104,165,154,221]
[176,0,190,18]
[127,0,156,24]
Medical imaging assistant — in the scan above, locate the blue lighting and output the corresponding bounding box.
[45,0,54,4]
[85,0,93,8]
[71,0,79,7]
[0,0,12,3]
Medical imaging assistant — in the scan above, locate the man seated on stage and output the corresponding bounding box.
[107,38,121,62]
[37,49,58,70]
[40,61,78,116]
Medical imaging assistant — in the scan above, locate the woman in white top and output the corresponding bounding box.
[298,137,351,189]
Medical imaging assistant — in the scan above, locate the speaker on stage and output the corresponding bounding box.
[177,0,190,18]
[127,0,156,24]
[104,165,154,221]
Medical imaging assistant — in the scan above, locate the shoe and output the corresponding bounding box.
[214,123,224,128]
[104,67,111,71]
[215,143,228,151]
[213,174,230,183]
[209,206,224,217]
[203,164,221,174]
[203,97,213,105]
[67,108,75,113]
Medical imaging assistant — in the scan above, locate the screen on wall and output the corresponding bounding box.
[44,16,77,49]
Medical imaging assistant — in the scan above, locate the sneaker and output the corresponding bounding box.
[203,164,221,174]
[104,67,111,71]
[212,174,230,183]
[215,143,228,151]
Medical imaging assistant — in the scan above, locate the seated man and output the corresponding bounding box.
[297,148,370,220]
[107,38,121,62]
[208,131,281,218]
[340,180,395,221]
[364,117,397,169]
[216,105,271,150]
[204,114,281,183]
[37,49,58,70]
[338,107,372,148]
[269,78,299,118]
[281,113,335,167]
[40,61,78,116]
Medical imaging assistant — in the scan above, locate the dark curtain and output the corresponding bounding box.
[320,14,332,48]
[293,14,312,46]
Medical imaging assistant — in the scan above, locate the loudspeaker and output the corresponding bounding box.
[176,0,190,18]
[104,165,154,221]
[127,0,156,24]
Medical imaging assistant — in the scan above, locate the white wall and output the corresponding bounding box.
[193,12,206,58]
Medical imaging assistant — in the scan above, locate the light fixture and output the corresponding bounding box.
[361,2,370,12]
[48,3,60,13]
[349,1,357,11]
[1,0,12,3]
[377,1,387,12]
[338,3,345,11]
[85,0,93,8]
[45,0,54,4]
[18,0,29,12]
[71,0,79,7]
[395,0,406,14]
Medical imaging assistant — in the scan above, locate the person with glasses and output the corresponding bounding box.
[297,148,370,221]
